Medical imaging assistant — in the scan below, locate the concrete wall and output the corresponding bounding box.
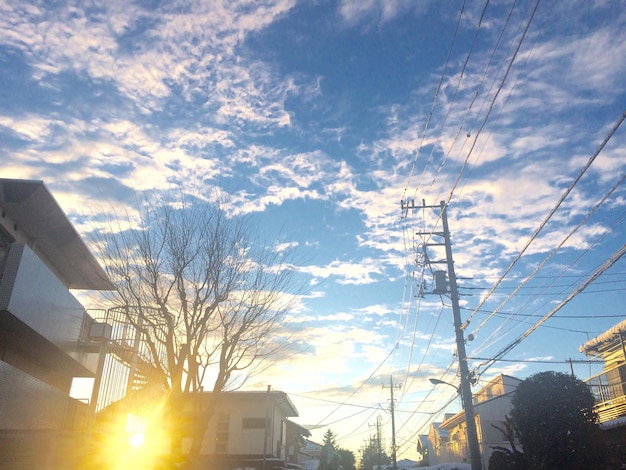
[0,361,90,431]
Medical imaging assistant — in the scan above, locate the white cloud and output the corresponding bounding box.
[338,0,429,25]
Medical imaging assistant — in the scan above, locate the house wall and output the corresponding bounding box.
[434,376,521,467]
[428,423,452,464]
[474,395,515,466]
[200,394,289,458]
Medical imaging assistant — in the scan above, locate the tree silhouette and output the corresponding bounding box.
[321,429,341,470]
[508,371,605,470]
[90,190,302,467]
[337,448,356,470]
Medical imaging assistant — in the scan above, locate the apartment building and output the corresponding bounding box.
[0,178,113,467]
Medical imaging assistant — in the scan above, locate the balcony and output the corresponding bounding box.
[0,243,96,381]
[584,364,626,423]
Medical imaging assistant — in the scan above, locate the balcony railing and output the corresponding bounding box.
[584,366,626,423]
[86,306,168,412]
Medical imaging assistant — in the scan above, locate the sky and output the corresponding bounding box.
[1,0,625,461]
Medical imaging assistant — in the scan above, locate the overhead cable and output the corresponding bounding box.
[477,242,626,375]
[464,109,626,329]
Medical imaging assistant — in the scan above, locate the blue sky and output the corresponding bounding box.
[1,0,625,460]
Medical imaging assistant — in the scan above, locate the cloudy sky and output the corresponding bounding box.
[1,0,625,460]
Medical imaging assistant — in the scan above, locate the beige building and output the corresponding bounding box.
[175,390,310,470]
[429,374,521,468]
[581,319,626,458]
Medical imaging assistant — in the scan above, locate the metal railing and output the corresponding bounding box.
[86,306,169,412]
[584,365,626,423]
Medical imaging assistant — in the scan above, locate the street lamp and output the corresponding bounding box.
[429,376,481,469]
[429,378,460,394]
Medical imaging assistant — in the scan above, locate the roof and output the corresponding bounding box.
[430,422,449,439]
[203,390,299,417]
[0,179,114,290]
[580,319,626,356]
[286,419,311,437]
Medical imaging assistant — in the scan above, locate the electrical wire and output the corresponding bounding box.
[477,242,626,375]
[442,0,541,210]
[470,163,626,337]
[312,343,398,429]
[402,1,467,202]
[464,108,626,329]
[473,206,626,356]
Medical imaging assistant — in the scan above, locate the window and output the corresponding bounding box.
[215,412,230,454]
[0,224,15,278]
[242,417,267,429]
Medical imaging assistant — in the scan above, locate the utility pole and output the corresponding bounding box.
[368,416,383,470]
[402,199,482,470]
[384,376,401,470]
[375,415,382,470]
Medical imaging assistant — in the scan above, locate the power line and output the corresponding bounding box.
[461,306,625,320]
[468,357,603,364]
[403,1,466,201]
[442,0,542,211]
[312,343,397,429]
[465,108,626,331]
[477,242,626,375]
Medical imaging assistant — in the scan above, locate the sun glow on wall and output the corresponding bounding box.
[93,399,172,470]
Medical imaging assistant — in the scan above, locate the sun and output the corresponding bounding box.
[129,433,145,448]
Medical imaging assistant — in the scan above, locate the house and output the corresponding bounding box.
[429,374,521,468]
[0,179,114,467]
[173,389,310,470]
[415,434,430,466]
[286,419,313,467]
[580,319,626,451]
[427,417,452,464]
[301,438,323,470]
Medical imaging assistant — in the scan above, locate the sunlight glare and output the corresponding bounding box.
[129,433,145,448]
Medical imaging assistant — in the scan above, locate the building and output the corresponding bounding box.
[427,417,452,465]
[415,434,430,466]
[301,438,322,470]
[0,179,114,467]
[286,419,313,467]
[172,389,310,470]
[581,319,626,460]
[429,374,521,468]
[0,179,311,469]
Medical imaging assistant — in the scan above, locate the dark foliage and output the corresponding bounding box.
[337,448,356,470]
[488,416,527,470]
[507,371,606,470]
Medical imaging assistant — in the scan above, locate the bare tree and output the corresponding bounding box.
[90,191,301,467]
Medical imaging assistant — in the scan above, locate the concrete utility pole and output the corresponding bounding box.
[384,376,401,470]
[402,199,482,470]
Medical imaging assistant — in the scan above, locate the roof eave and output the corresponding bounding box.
[0,179,114,291]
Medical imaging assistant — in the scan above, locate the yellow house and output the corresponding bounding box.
[430,374,521,468]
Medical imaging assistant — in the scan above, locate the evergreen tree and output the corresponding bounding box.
[321,429,341,470]
[507,371,605,470]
